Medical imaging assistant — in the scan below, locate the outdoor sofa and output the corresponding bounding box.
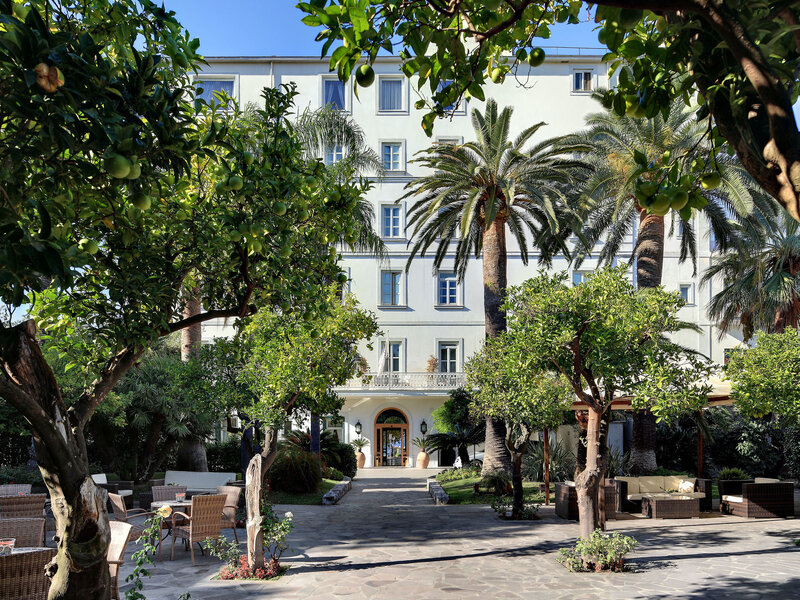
[720,477,795,518]
[91,473,134,509]
[613,475,712,513]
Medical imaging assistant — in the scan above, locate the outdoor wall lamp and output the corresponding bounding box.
[420,419,428,435]
[355,420,362,435]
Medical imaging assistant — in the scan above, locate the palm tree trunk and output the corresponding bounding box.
[481,217,512,475]
[628,207,664,475]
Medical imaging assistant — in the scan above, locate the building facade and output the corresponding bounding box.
[197,53,743,468]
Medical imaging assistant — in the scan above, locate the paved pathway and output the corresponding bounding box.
[121,469,800,600]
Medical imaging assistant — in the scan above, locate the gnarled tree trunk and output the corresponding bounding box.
[575,408,610,540]
[481,216,512,475]
[245,429,279,571]
[0,321,118,599]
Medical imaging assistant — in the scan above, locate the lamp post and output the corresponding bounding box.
[420,419,428,436]
[354,420,362,436]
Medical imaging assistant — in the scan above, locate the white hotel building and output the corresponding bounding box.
[198,52,743,468]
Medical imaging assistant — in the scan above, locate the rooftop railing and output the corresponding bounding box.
[336,372,466,391]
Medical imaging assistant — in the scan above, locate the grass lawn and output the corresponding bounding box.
[440,476,555,505]
[269,478,338,505]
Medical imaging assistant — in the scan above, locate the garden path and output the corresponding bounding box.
[120,469,800,599]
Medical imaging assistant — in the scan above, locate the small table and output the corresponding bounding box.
[641,495,700,519]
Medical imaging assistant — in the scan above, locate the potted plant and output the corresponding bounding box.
[351,437,369,469]
[413,436,432,469]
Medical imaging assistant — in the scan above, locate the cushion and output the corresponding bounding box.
[753,477,780,484]
[638,476,666,493]
[117,490,133,497]
[663,476,683,491]
[722,495,743,503]
[164,470,236,493]
[627,493,645,501]
[91,473,108,485]
[616,477,639,494]
[677,479,695,493]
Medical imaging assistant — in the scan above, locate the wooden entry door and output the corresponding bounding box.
[374,424,408,466]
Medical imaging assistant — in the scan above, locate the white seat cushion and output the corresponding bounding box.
[753,477,780,484]
[677,479,696,493]
[164,470,236,493]
[91,474,108,485]
[118,490,133,497]
[722,495,743,503]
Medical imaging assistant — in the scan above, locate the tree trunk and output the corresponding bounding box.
[176,437,208,472]
[245,429,279,571]
[310,413,321,457]
[480,216,512,475]
[511,451,524,518]
[636,207,664,289]
[0,322,112,599]
[575,412,588,481]
[137,413,166,483]
[481,417,511,476]
[629,411,658,475]
[627,207,665,474]
[575,408,610,540]
[457,444,471,467]
[180,285,202,362]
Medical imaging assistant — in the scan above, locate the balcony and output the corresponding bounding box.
[336,372,466,392]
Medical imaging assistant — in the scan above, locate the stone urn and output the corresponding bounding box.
[416,450,430,469]
[356,451,366,469]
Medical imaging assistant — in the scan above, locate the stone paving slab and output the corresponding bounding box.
[119,469,800,599]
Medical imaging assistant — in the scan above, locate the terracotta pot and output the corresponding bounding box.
[416,451,430,469]
[356,451,366,469]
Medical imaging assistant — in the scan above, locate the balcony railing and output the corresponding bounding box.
[336,372,466,391]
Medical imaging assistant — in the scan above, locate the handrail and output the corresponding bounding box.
[336,372,466,391]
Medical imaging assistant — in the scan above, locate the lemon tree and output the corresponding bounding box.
[0,3,366,596]
[298,1,800,225]
[239,288,379,571]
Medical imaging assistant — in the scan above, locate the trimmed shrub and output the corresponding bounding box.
[0,464,42,485]
[717,467,749,480]
[269,448,321,493]
[435,465,480,483]
[207,437,242,475]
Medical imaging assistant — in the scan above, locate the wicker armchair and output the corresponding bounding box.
[108,521,133,600]
[0,494,46,518]
[170,494,226,565]
[108,493,152,538]
[0,518,45,548]
[0,548,56,600]
[217,485,242,543]
[0,484,32,496]
[721,481,795,518]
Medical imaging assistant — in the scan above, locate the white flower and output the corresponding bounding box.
[284,511,293,520]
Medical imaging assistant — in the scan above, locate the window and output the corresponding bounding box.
[379,78,403,112]
[325,144,344,165]
[382,142,402,171]
[573,70,593,93]
[381,270,402,305]
[572,271,589,286]
[679,284,693,305]
[437,272,458,305]
[710,230,719,252]
[381,341,402,372]
[323,79,345,109]
[439,342,458,373]
[382,206,402,238]
[194,79,235,105]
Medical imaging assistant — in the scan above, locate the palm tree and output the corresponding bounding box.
[704,209,800,340]
[295,105,386,258]
[570,98,777,474]
[401,99,590,475]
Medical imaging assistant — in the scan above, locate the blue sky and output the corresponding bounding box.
[161,1,601,57]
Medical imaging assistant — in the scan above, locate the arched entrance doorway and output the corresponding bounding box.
[374,408,408,467]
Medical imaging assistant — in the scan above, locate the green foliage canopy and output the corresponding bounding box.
[299,1,800,223]
[727,329,800,425]
[503,266,713,422]
[241,288,379,429]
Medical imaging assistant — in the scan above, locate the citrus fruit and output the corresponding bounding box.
[104,153,132,179]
